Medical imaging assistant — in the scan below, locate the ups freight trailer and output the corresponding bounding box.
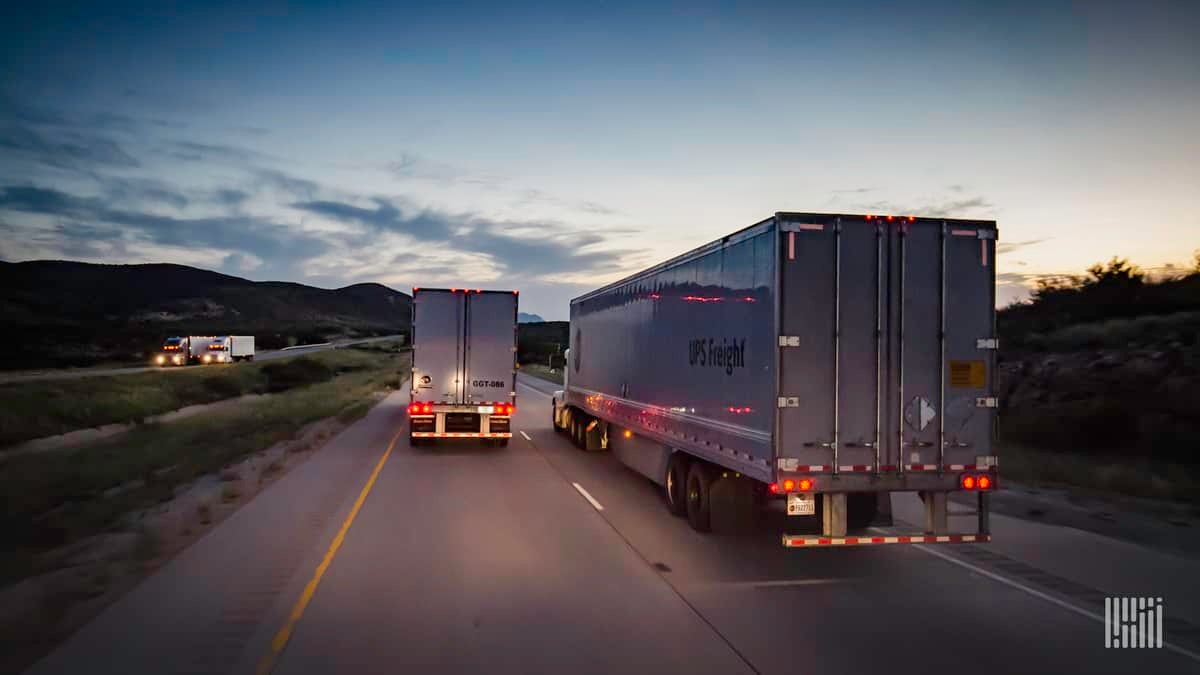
[409,288,518,447]
[552,212,998,547]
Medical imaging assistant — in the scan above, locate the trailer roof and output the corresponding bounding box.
[412,287,519,295]
[572,212,997,305]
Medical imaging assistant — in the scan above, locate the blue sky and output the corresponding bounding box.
[2,0,1197,319]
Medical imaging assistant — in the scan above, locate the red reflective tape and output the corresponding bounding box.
[898,536,912,543]
[871,537,886,543]
[981,240,988,267]
[818,538,832,545]
[951,229,976,236]
[845,537,859,544]
[788,231,795,260]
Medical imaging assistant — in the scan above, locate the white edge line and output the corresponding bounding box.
[520,431,532,441]
[870,528,1200,664]
[572,482,604,511]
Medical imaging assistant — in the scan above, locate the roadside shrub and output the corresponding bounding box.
[259,357,334,393]
[337,401,371,423]
[201,375,244,399]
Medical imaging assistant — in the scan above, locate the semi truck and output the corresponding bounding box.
[408,288,518,447]
[155,336,190,366]
[551,212,998,548]
[202,336,255,364]
[153,336,230,366]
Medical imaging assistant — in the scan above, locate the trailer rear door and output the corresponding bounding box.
[776,215,996,474]
[412,290,465,404]
[463,292,517,405]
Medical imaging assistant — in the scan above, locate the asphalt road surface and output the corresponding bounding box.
[0,336,405,384]
[25,375,1200,675]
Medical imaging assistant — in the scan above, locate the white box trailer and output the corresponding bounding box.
[552,212,998,547]
[202,336,255,364]
[409,288,518,447]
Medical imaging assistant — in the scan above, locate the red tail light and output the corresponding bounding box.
[782,479,796,492]
[977,475,993,490]
[797,478,813,492]
[422,403,432,414]
[769,482,781,494]
[961,474,977,490]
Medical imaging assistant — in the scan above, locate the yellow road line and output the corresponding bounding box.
[256,428,403,675]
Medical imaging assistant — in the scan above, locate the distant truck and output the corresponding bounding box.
[408,288,518,447]
[155,336,191,366]
[552,212,998,547]
[202,336,255,364]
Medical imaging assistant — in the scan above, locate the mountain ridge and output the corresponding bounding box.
[0,260,411,369]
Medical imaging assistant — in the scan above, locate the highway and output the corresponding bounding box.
[0,336,405,384]
[24,375,1200,675]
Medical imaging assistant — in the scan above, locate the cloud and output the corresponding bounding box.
[857,195,994,218]
[256,169,318,201]
[0,184,329,265]
[95,175,190,209]
[291,196,634,278]
[511,188,620,217]
[213,188,250,206]
[947,184,965,193]
[165,140,273,163]
[0,125,141,170]
[832,187,873,194]
[228,126,270,136]
[996,238,1051,255]
[387,153,469,183]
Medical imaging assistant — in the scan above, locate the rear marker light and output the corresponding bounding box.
[961,474,976,490]
[783,479,796,492]
[769,482,781,494]
[978,475,992,490]
[798,478,813,492]
[623,429,632,439]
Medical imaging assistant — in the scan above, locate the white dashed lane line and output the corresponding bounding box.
[572,483,605,511]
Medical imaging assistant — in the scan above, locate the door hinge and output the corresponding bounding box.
[778,335,800,347]
[975,397,999,408]
[778,396,799,408]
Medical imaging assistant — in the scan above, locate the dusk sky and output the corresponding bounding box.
[2,1,1197,319]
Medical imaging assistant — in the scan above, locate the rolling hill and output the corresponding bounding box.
[0,261,411,369]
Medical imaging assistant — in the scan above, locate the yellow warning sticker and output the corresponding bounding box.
[949,360,986,389]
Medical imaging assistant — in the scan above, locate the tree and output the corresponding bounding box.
[1083,257,1145,288]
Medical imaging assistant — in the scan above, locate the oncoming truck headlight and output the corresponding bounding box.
[202,354,212,364]
[155,355,165,365]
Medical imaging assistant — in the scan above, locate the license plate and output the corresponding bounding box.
[477,406,494,414]
[787,493,815,516]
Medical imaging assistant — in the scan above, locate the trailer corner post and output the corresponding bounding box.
[832,216,842,476]
[873,220,883,475]
[924,491,948,535]
[937,221,947,476]
[822,493,848,537]
[978,491,990,536]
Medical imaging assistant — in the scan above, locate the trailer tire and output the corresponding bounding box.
[664,453,690,518]
[551,400,561,432]
[685,462,714,533]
